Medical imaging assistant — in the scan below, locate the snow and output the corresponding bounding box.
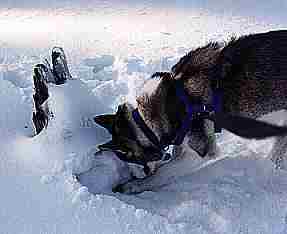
[1,3,287,234]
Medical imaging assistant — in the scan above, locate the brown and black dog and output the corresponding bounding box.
[94,30,287,193]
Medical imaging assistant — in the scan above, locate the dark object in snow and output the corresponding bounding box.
[32,65,50,135]
[52,47,72,85]
[32,47,72,135]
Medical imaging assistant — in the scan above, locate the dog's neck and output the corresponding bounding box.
[135,76,184,146]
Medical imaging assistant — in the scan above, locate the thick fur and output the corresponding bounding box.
[173,30,287,116]
[172,30,287,168]
[96,30,287,193]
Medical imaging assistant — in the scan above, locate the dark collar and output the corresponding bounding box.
[132,109,169,151]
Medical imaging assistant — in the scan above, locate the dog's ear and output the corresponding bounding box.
[212,113,287,139]
[94,114,115,134]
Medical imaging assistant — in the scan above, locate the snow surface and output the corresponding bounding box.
[1,3,287,234]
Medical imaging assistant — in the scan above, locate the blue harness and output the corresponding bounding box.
[132,80,222,157]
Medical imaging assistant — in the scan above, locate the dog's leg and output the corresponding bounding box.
[185,119,218,159]
[270,110,287,169]
[112,174,155,194]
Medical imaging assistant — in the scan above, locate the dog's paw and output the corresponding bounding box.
[112,178,150,194]
[112,182,140,194]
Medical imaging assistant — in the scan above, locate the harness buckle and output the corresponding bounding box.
[160,144,174,161]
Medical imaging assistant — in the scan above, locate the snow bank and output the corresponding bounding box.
[1,45,287,234]
[1,6,287,233]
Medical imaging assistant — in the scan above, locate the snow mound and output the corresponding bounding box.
[83,55,115,71]
[1,46,287,234]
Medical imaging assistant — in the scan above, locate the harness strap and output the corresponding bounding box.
[132,80,223,156]
[132,109,163,150]
[173,80,222,144]
[173,81,194,145]
[212,89,223,133]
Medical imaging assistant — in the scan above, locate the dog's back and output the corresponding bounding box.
[214,30,287,118]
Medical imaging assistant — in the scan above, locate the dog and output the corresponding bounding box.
[94,30,287,193]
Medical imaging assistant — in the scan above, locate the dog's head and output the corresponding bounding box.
[94,72,218,164]
[94,103,164,165]
[94,103,216,162]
